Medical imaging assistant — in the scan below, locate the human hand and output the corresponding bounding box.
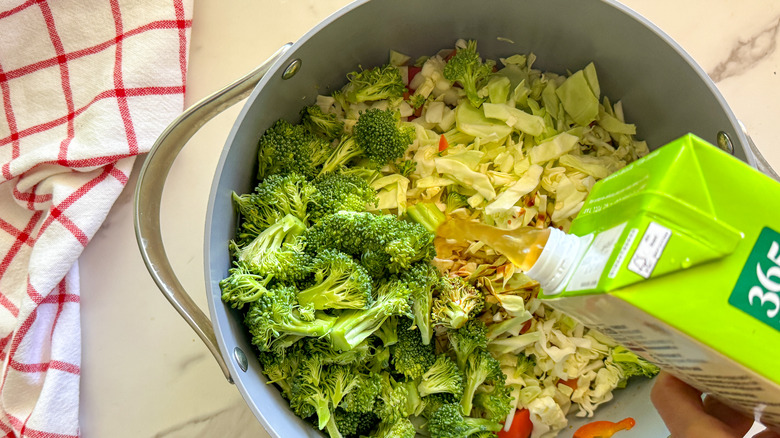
[651,371,780,438]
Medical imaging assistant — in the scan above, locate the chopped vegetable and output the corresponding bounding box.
[573,417,636,438]
[498,409,533,438]
[343,64,406,104]
[418,354,464,398]
[439,133,450,152]
[432,276,485,330]
[429,403,503,438]
[443,40,495,108]
[301,104,344,140]
[354,108,415,166]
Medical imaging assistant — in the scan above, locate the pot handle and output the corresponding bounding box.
[133,43,293,383]
[738,121,780,182]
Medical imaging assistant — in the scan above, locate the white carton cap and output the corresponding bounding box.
[525,228,585,295]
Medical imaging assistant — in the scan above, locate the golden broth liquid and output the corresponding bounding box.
[435,219,551,271]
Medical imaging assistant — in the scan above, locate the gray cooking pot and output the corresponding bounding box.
[134,0,777,436]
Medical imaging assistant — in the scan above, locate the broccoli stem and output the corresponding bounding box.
[325,415,343,438]
[320,136,362,176]
[441,307,469,331]
[328,281,411,351]
[406,202,446,234]
[463,418,503,435]
[297,276,352,309]
[280,313,336,338]
[312,394,332,430]
[412,298,433,346]
[329,307,389,351]
[461,356,493,416]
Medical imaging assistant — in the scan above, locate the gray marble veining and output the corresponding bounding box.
[709,14,780,82]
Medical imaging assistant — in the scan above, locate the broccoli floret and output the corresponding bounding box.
[258,350,299,400]
[343,64,406,104]
[339,372,382,414]
[304,211,436,275]
[244,285,336,352]
[409,93,427,109]
[333,409,378,437]
[398,262,440,345]
[301,104,344,140]
[421,392,458,419]
[338,164,381,184]
[375,373,410,423]
[445,190,471,214]
[461,350,505,416]
[515,354,536,377]
[253,172,319,223]
[432,276,485,330]
[233,213,308,278]
[366,343,391,374]
[448,319,489,370]
[428,403,502,438]
[353,108,415,166]
[442,40,495,108]
[319,135,365,176]
[472,432,502,438]
[219,263,273,309]
[406,202,447,234]
[230,192,272,246]
[392,317,435,380]
[301,337,373,367]
[418,355,464,398]
[338,373,382,413]
[231,173,317,246]
[267,334,306,357]
[359,249,393,279]
[395,159,417,177]
[380,221,435,272]
[289,354,331,429]
[323,364,362,409]
[472,383,513,423]
[310,173,377,221]
[374,316,399,347]
[328,279,413,351]
[375,418,416,438]
[257,118,330,180]
[609,345,660,388]
[297,250,372,310]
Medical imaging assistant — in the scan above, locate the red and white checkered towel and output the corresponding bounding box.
[0,1,192,436]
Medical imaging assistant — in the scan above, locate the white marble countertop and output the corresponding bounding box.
[78,1,780,437]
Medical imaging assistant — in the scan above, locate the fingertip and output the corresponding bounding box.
[651,371,703,410]
[651,372,746,438]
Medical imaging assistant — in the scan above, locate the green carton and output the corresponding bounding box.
[539,134,780,426]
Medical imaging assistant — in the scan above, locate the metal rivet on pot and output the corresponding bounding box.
[717,131,735,154]
[234,347,248,372]
[282,59,302,80]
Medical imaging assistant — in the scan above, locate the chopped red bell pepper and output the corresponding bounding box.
[498,409,532,438]
[407,65,422,88]
[559,378,578,390]
[438,134,449,152]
